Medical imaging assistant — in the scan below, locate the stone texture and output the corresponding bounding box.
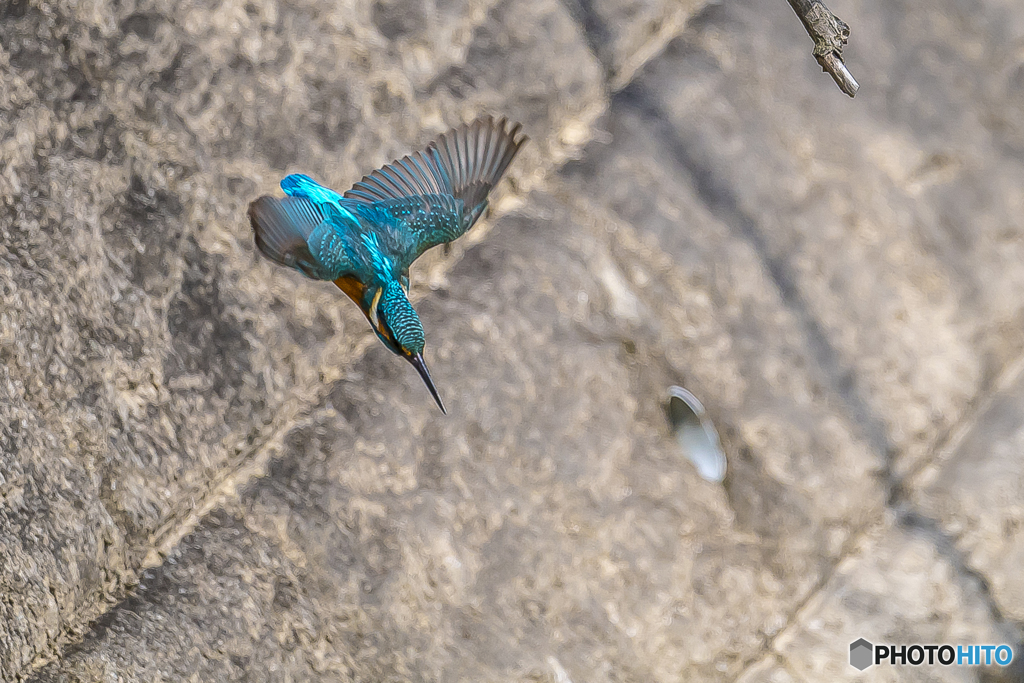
[910,366,1024,625]
[561,0,705,89]
[770,523,1012,682]
[4,0,1024,677]
[32,185,877,681]
[0,0,606,675]
[26,194,724,681]
[735,659,803,683]
[577,0,1024,477]
[558,116,886,570]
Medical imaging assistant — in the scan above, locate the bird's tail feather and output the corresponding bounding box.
[249,196,327,279]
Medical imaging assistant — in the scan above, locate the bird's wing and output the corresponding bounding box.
[249,196,355,281]
[343,115,527,237]
[348,194,468,266]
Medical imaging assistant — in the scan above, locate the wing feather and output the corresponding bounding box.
[249,196,328,279]
[249,196,354,281]
[343,115,527,236]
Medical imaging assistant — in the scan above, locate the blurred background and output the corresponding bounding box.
[2,0,1024,680]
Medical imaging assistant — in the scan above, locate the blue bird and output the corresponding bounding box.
[249,115,527,413]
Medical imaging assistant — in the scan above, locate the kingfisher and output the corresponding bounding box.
[249,115,527,414]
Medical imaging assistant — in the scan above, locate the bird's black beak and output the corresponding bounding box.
[408,352,447,414]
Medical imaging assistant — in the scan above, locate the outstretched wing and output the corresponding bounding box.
[343,115,527,253]
[347,194,467,266]
[249,196,355,281]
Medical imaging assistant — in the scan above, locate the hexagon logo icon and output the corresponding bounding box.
[850,638,874,670]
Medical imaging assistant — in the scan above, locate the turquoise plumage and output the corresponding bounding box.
[249,115,527,413]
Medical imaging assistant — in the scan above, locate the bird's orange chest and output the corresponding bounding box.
[334,275,393,342]
[334,276,367,306]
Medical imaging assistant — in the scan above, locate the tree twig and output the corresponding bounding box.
[786,0,859,97]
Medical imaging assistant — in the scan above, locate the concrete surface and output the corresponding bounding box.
[2,0,1024,679]
[1,0,603,675]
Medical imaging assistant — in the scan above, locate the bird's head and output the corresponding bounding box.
[368,279,446,414]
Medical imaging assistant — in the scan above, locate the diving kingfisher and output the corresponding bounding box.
[249,115,527,414]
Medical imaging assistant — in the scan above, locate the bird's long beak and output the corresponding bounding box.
[408,352,447,414]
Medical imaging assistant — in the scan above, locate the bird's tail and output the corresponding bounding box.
[248,196,326,279]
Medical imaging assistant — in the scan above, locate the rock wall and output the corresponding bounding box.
[3,0,1024,680]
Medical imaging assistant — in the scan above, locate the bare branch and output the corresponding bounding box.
[787,0,860,97]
